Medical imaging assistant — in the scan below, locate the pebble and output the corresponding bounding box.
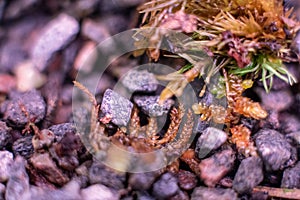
[255,129,295,171]
[199,149,235,187]
[281,161,300,189]
[0,74,16,93]
[191,187,238,200]
[128,171,159,190]
[0,121,12,149]
[5,156,30,200]
[279,113,300,134]
[233,156,264,194]
[81,184,119,200]
[100,89,133,127]
[196,127,228,159]
[82,18,110,43]
[48,123,76,142]
[121,70,158,93]
[152,172,179,200]
[30,153,69,186]
[133,95,174,117]
[0,151,13,182]
[31,13,79,71]
[169,190,189,200]
[177,170,197,190]
[256,88,293,112]
[136,191,155,200]
[89,161,126,190]
[3,90,46,127]
[100,15,128,35]
[12,136,34,159]
[3,0,39,20]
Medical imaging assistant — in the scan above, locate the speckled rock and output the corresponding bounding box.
[30,153,69,186]
[88,161,126,190]
[5,156,30,200]
[133,95,174,117]
[12,136,34,159]
[191,187,238,200]
[3,90,46,127]
[199,149,235,187]
[100,89,133,126]
[81,184,119,200]
[121,70,158,93]
[31,13,79,71]
[48,123,76,142]
[196,127,228,158]
[0,151,13,182]
[281,161,300,189]
[0,121,12,149]
[233,156,264,194]
[152,173,179,200]
[177,170,197,191]
[128,171,160,191]
[255,129,296,171]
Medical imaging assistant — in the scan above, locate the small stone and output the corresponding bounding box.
[12,136,34,159]
[281,161,300,189]
[0,151,13,182]
[199,149,235,187]
[0,74,16,93]
[279,114,300,134]
[191,187,238,200]
[255,129,295,171]
[73,41,97,73]
[129,171,160,191]
[81,184,119,200]
[152,173,179,200]
[5,156,30,200]
[177,170,197,190]
[233,157,264,194]
[48,123,76,142]
[136,191,155,200]
[0,121,12,149]
[169,190,189,200]
[100,15,128,35]
[196,127,228,159]
[286,131,300,145]
[121,70,158,93]
[30,153,69,186]
[31,13,79,71]
[4,90,46,127]
[3,0,39,20]
[82,19,110,43]
[100,89,133,126]
[133,95,174,117]
[256,88,293,112]
[89,161,126,190]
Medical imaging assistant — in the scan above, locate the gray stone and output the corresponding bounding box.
[199,149,235,187]
[152,173,179,200]
[5,156,30,200]
[48,123,76,142]
[121,70,158,93]
[191,187,238,200]
[129,171,160,191]
[82,19,110,43]
[133,95,174,117]
[0,151,13,182]
[255,129,295,171]
[233,156,264,194]
[0,121,12,149]
[12,136,34,159]
[196,127,228,158]
[0,183,5,200]
[81,184,119,200]
[31,13,79,71]
[281,161,300,189]
[4,90,46,127]
[100,89,133,126]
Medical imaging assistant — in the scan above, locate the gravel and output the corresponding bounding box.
[81,184,119,200]
[12,136,34,159]
[233,156,264,194]
[281,161,300,189]
[152,172,179,200]
[255,129,296,171]
[3,90,46,127]
[177,170,197,191]
[0,151,14,182]
[0,121,12,149]
[100,89,133,126]
[48,123,76,142]
[191,186,238,200]
[128,171,160,191]
[196,127,228,158]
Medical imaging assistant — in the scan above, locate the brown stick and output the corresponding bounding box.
[253,186,300,200]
